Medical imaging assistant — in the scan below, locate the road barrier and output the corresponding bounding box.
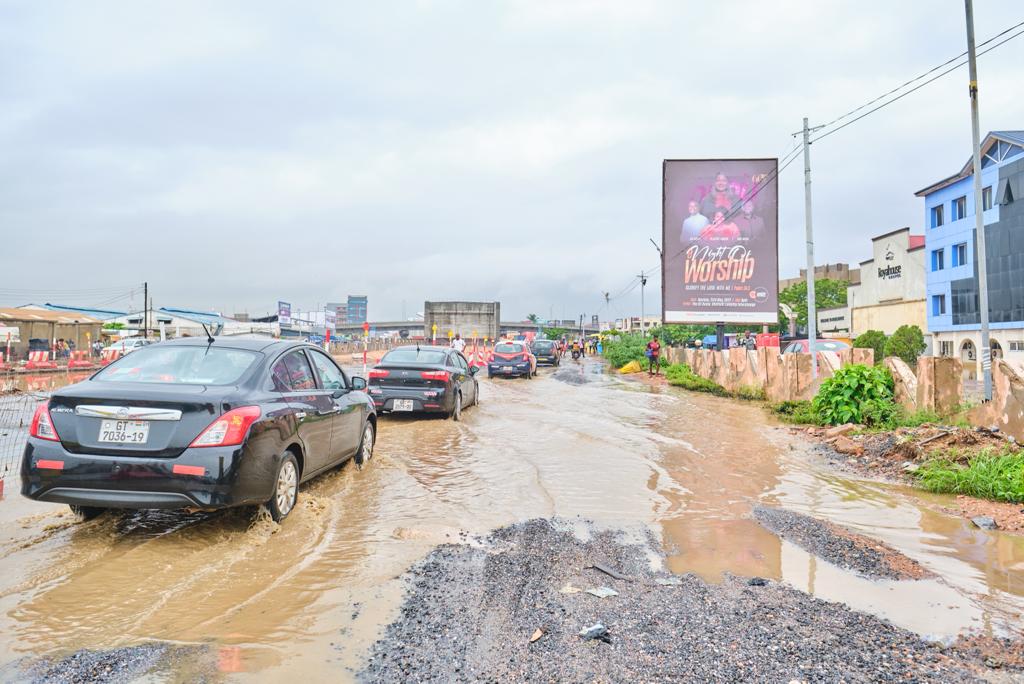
[100,348,121,365]
[25,351,57,370]
[68,350,94,369]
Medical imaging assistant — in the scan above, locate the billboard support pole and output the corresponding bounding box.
[965,0,992,402]
[716,323,725,351]
[802,117,823,380]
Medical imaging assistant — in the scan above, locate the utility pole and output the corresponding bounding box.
[802,118,824,379]
[965,0,992,401]
[638,271,648,336]
[143,281,148,339]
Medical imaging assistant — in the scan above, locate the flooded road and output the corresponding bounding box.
[0,360,1022,680]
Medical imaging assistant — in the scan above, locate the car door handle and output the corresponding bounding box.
[317,408,342,416]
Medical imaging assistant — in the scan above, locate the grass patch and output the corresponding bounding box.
[769,400,822,425]
[664,364,728,396]
[916,449,1024,503]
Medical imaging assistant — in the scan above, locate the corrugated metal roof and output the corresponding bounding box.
[31,303,126,320]
[0,308,101,324]
[157,308,237,325]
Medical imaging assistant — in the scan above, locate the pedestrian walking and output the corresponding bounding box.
[646,334,661,376]
[451,334,466,353]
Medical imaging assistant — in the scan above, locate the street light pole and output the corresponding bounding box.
[802,117,821,380]
[965,0,993,401]
[638,271,647,336]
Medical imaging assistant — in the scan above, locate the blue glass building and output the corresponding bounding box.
[915,131,1024,378]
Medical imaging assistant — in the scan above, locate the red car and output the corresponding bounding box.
[487,342,537,378]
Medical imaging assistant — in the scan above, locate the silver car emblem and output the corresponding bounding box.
[117,407,129,418]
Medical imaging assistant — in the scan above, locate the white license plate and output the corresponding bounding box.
[99,419,150,444]
[502,367,514,373]
[393,399,414,412]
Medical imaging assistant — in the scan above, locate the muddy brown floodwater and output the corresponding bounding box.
[0,360,1022,681]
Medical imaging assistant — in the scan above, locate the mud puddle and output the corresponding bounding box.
[0,360,1021,680]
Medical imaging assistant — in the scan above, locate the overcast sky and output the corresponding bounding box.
[2,1,1023,322]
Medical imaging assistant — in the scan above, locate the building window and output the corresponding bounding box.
[982,186,993,211]
[952,196,967,220]
[931,249,945,271]
[930,204,944,228]
[952,242,967,267]
[1010,341,1024,352]
[932,294,946,316]
[939,340,954,357]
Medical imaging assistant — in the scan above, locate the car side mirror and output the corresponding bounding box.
[469,366,480,375]
[350,376,367,391]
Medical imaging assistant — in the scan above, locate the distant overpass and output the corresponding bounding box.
[333,321,602,338]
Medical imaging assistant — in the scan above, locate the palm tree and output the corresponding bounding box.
[527,313,539,324]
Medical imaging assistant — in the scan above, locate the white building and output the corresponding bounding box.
[846,227,928,342]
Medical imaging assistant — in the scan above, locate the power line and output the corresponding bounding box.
[813,24,1024,143]
[818,18,1024,131]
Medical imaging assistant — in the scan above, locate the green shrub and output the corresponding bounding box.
[916,450,1024,503]
[664,363,727,395]
[883,325,926,366]
[769,400,822,425]
[853,330,887,365]
[812,364,895,426]
[736,385,766,401]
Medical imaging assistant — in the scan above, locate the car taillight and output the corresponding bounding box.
[190,406,261,448]
[29,402,60,441]
[488,354,494,362]
[368,368,390,379]
[420,370,450,382]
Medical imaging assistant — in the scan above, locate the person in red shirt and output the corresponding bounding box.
[699,210,740,241]
[646,335,661,376]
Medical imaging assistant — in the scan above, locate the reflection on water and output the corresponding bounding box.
[0,360,1021,680]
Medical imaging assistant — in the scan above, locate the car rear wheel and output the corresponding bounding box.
[451,392,462,421]
[69,504,105,521]
[268,454,299,523]
[356,421,375,466]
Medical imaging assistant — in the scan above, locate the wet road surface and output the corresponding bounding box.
[0,359,1022,680]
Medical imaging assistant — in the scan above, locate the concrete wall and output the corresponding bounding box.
[967,359,1024,439]
[850,299,927,338]
[423,301,500,341]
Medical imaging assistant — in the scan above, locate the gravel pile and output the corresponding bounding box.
[753,505,932,581]
[360,518,983,682]
[8,643,213,684]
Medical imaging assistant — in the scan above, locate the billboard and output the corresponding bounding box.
[662,159,779,324]
[278,301,292,326]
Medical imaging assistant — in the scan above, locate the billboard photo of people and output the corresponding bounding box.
[662,159,779,324]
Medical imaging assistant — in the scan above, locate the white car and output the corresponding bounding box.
[103,338,156,355]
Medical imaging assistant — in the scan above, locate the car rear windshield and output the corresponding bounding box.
[382,349,448,364]
[495,343,523,353]
[532,341,554,350]
[93,346,259,385]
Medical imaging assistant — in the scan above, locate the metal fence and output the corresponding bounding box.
[0,388,45,483]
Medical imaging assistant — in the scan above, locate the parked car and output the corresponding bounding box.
[488,341,537,378]
[103,338,156,355]
[781,339,852,354]
[367,345,479,419]
[530,339,560,366]
[21,338,375,523]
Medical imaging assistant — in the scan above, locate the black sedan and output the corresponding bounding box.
[530,339,560,366]
[21,338,375,523]
[368,345,479,419]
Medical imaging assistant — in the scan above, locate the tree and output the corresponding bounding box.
[884,325,926,365]
[853,330,887,365]
[527,313,539,324]
[778,278,848,329]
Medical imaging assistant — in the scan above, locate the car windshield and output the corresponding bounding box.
[383,349,448,364]
[495,343,523,353]
[94,346,259,385]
